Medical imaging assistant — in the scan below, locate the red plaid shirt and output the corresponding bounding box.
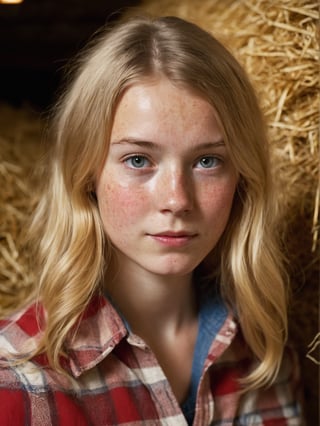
[0,294,303,425]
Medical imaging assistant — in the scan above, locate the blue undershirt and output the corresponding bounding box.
[181,293,228,425]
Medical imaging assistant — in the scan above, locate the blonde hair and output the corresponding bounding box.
[26,15,287,389]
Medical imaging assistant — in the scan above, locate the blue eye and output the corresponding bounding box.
[125,155,150,168]
[196,156,220,169]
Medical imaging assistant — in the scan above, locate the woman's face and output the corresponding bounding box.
[96,77,238,280]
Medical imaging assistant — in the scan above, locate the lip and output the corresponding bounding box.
[154,231,196,237]
[148,231,197,247]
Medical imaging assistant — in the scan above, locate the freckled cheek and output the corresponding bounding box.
[97,182,149,233]
[200,182,237,220]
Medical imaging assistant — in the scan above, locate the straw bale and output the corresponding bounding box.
[0,104,43,316]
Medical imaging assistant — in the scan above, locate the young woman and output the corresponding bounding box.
[0,15,303,425]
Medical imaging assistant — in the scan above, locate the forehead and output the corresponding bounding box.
[117,76,215,111]
[111,77,223,141]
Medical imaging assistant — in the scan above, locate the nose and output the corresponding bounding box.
[157,167,194,215]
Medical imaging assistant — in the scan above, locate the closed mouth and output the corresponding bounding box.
[151,231,197,238]
[147,232,197,246]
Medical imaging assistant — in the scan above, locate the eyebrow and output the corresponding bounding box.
[111,137,225,151]
[111,138,161,151]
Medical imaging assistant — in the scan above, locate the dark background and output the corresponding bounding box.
[0,0,140,108]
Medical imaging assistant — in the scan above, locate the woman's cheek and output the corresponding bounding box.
[201,180,236,211]
[98,180,148,232]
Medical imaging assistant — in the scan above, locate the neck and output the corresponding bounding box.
[104,257,197,338]
[104,254,200,404]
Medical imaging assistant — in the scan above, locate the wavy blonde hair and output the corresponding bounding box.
[26,15,287,389]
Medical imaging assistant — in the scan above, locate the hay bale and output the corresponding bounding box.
[0,104,43,316]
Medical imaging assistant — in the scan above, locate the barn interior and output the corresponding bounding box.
[0,1,318,424]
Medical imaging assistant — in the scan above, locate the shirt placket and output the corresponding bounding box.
[126,333,189,425]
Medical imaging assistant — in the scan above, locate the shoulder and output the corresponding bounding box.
[0,360,88,426]
[239,345,305,424]
[0,385,28,425]
[0,345,83,425]
[0,303,46,395]
[0,332,45,426]
[0,301,54,388]
[209,328,305,423]
[0,303,44,391]
[0,303,43,354]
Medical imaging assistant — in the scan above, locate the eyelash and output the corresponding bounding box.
[194,156,222,169]
[123,154,222,170]
[124,155,152,169]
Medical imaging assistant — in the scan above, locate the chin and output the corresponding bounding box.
[147,259,202,278]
